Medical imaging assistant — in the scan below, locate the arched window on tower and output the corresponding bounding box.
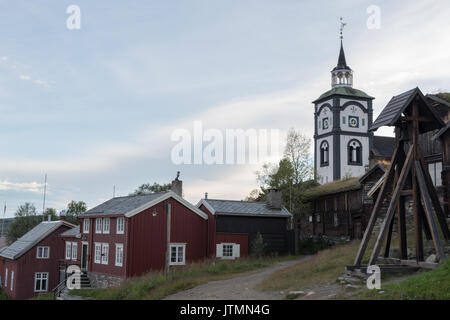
[347,139,362,165]
[320,141,329,166]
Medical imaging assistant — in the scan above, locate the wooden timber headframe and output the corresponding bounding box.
[354,88,450,267]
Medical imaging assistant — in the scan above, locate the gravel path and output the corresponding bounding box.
[164,256,312,300]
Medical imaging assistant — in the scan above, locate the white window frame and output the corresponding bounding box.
[36,246,50,259]
[115,243,124,267]
[83,219,90,234]
[34,272,49,292]
[5,268,8,288]
[334,213,339,227]
[116,217,124,234]
[95,218,102,234]
[428,162,442,187]
[65,242,72,260]
[169,243,186,266]
[10,271,14,291]
[103,218,110,234]
[72,242,78,261]
[94,243,102,264]
[222,244,234,258]
[216,243,240,260]
[101,243,109,265]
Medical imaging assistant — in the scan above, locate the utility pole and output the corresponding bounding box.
[42,173,47,221]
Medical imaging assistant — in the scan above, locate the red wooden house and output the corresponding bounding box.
[64,187,209,287]
[0,220,75,300]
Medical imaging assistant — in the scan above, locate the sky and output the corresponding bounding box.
[0,0,449,218]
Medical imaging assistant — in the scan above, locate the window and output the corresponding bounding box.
[72,242,78,260]
[115,244,124,267]
[10,271,14,291]
[320,141,329,166]
[94,243,102,264]
[83,219,90,234]
[362,118,366,126]
[348,139,362,165]
[34,273,48,292]
[342,116,346,124]
[428,162,442,187]
[334,213,339,227]
[37,246,50,259]
[65,242,72,260]
[170,244,186,265]
[116,217,124,234]
[316,214,321,223]
[308,216,313,223]
[95,218,102,233]
[101,243,109,265]
[5,268,8,288]
[223,244,233,257]
[103,218,110,234]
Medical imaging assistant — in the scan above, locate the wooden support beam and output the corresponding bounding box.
[399,190,413,196]
[353,144,400,266]
[415,162,447,261]
[384,215,395,258]
[416,147,450,240]
[368,145,414,265]
[418,199,432,241]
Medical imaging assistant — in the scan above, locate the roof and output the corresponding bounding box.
[426,94,450,108]
[303,177,361,199]
[313,87,374,103]
[359,164,386,184]
[367,173,386,198]
[197,199,292,218]
[370,87,445,133]
[0,220,75,260]
[61,225,80,237]
[80,191,208,220]
[434,121,450,140]
[371,136,395,158]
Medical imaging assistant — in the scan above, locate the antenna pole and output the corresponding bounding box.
[113,185,116,198]
[1,202,6,237]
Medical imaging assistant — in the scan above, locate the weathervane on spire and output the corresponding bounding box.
[340,17,347,40]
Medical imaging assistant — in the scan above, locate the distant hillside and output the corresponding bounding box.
[436,92,450,103]
[0,218,14,237]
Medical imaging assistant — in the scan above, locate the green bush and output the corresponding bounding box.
[250,232,267,258]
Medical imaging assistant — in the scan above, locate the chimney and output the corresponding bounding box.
[171,171,183,197]
[267,189,282,209]
[204,192,208,199]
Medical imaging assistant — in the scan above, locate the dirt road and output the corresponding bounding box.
[164,256,312,300]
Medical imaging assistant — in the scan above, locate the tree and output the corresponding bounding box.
[130,182,171,196]
[283,128,314,184]
[66,201,87,225]
[7,203,41,244]
[244,189,263,201]
[43,208,58,221]
[250,232,266,258]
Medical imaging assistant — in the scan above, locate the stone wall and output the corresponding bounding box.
[88,272,124,289]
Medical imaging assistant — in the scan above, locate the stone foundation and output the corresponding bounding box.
[88,272,124,289]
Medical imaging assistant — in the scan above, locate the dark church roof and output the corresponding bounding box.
[313,87,373,103]
[370,87,445,133]
[371,136,395,158]
[332,40,351,71]
[435,122,450,140]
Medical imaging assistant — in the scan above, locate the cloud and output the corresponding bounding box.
[0,180,44,193]
[19,74,32,81]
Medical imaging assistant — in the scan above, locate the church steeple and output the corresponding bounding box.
[331,18,353,88]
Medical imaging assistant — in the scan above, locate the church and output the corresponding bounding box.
[313,34,393,184]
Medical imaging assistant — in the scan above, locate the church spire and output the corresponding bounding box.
[331,17,353,88]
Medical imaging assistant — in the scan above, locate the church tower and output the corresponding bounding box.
[313,19,374,184]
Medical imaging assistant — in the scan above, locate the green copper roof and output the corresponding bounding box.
[314,87,374,103]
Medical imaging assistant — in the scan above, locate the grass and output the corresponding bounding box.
[303,177,361,200]
[0,290,11,300]
[30,293,56,300]
[256,241,364,292]
[351,258,450,300]
[70,255,300,300]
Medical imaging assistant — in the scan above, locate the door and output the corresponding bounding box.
[81,243,88,272]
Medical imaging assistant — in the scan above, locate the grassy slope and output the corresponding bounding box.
[257,241,363,292]
[70,255,299,300]
[352,259,450,300]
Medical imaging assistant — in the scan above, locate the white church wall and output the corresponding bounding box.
[317,100,333,136]
[316,136,333,184]
[340,103,368,133]
[340,135,369,178]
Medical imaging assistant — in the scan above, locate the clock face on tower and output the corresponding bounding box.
[322,117,329,130]
[348,116,359,128]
